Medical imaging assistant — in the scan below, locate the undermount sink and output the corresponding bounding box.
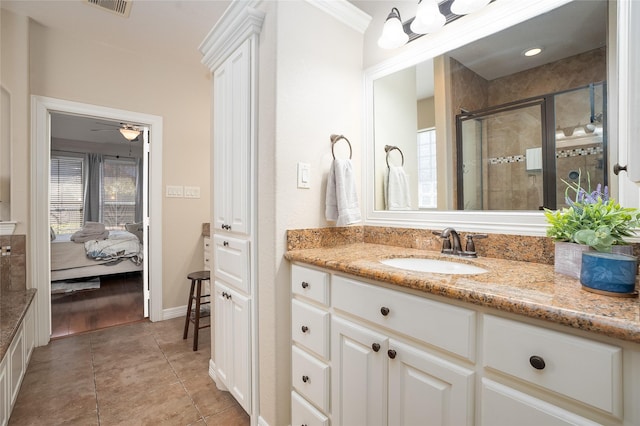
[380,257,488,275]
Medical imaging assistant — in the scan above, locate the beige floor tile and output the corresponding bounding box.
[204,404,250,426]
[98,382,201,426]
[94,356,179,391]
[11,317,242,426]
[10,393,98,425]
[183,374,239,418]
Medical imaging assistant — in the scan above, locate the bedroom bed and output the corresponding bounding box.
[51,230,143,282]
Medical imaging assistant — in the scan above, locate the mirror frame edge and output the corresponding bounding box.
[363,0,622,236]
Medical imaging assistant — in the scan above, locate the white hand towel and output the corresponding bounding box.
[325,159,361,226]
[385,165,411,210]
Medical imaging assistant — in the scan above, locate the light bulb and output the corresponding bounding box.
[410,0,445,34]
[378,8,409,49]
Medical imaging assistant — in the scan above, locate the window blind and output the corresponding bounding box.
[50,156,84,234]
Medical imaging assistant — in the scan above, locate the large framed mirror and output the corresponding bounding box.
[364,0,624,235]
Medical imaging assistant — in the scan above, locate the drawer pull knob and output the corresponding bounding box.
[302,375,309,383]
[380,306,390,316]
[301,281,309,289]
[301,325,309,333]
[529,355,546,370]
[387,349,397,359]
[372,343,381,352]
[223,241,229,247]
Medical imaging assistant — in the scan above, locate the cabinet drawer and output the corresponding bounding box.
[332,275,476,361]
[292,264,330,306]
[292,299,330,359]
[292,346,330,412]
[481,379,601,426]
[483,315,622,416]
[213,234,249,293]
[291,391,329,426]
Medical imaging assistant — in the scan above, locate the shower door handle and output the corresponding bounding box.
[614,164,627,175]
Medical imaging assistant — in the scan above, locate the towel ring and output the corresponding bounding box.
[384,145,404,168]
[330,134,353,160]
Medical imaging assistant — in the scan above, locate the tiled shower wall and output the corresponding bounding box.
[0,235,26,293]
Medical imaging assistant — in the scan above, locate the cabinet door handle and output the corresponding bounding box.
[529,355,546,370]
[301,281,309,289]
[387,349,397,359]
[302,375,309,383]
[372,343,381,352]
[301,325,309,333]
[223,241,229,247]
[222,291,227,298]
[380,306,390,316]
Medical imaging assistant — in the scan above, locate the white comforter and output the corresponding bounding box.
[84,230,142,265]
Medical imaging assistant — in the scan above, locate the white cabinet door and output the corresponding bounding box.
[388,339,475,426]
[331,316,387,426]
[0,356,7,426]
[212,38,251,235]
[214,280,251,414]
[24,303,35,364]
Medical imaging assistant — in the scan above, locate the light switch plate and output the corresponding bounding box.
[184,186,201,198]
[297,162,310,189]
[166,185,184,198]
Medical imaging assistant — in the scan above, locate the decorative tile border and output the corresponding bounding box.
[487,146,603,165]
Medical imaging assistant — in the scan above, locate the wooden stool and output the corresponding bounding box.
[183,270,211,351]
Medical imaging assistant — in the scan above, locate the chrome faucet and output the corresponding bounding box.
[435,228,488,258]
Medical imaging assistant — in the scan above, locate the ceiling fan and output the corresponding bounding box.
[91,122,142,141]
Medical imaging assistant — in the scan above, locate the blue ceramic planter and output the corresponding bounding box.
[580,252,638,296]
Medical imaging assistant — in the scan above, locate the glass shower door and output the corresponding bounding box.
[457,102,545,210]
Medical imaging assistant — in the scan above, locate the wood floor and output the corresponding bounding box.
[51,272,144,338]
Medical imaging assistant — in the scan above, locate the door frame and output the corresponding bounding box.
[31,95,163,346]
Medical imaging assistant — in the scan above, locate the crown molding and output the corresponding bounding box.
[305,0,372,34]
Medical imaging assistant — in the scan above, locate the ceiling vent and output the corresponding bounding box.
[84,0,133,18]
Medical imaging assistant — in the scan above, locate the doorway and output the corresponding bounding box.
[31,96,164,347]
[49,112,147,337]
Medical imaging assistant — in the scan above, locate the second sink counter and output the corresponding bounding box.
[284,243,640,344]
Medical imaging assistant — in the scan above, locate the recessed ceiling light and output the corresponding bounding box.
[523,47,543,57]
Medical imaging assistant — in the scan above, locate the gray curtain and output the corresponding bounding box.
[83,153,102,223]
[135,157,143,223]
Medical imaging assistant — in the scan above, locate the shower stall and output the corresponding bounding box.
[456,82,606,210]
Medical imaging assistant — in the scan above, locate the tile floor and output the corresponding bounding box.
[9,317,250,425]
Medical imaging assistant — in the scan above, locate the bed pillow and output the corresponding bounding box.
[124,222,143,243]
[50,227,56,241]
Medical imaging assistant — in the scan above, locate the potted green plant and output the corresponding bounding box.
[544,174,640,278]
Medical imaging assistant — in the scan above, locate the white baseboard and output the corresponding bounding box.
[209,358,228,391]
[257,416,269,426]
[162,305,187,320]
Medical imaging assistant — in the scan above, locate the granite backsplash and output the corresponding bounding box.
[0,234,26,293]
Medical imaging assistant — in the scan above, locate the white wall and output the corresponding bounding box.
[1,10,211,310]
[256,1,366,424]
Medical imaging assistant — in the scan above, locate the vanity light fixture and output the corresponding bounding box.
[119,126,141,141]
[378,0,492,49]
[523,47,543,57]
[378,7,409,49]
[450,0,491,15]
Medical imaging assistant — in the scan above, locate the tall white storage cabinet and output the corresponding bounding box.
[199,2,264,420]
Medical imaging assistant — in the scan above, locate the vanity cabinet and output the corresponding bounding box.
[290,262,640,426]
[331,279,475,426]
[214,280,251,413]
[290,265,331,426]
[212,38,251,236]
[1,299,35,426]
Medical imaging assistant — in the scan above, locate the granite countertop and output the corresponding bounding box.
[284,243,640,344]
[0,289,37,362]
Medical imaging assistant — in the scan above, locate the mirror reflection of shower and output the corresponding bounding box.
[456,82,606,211]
